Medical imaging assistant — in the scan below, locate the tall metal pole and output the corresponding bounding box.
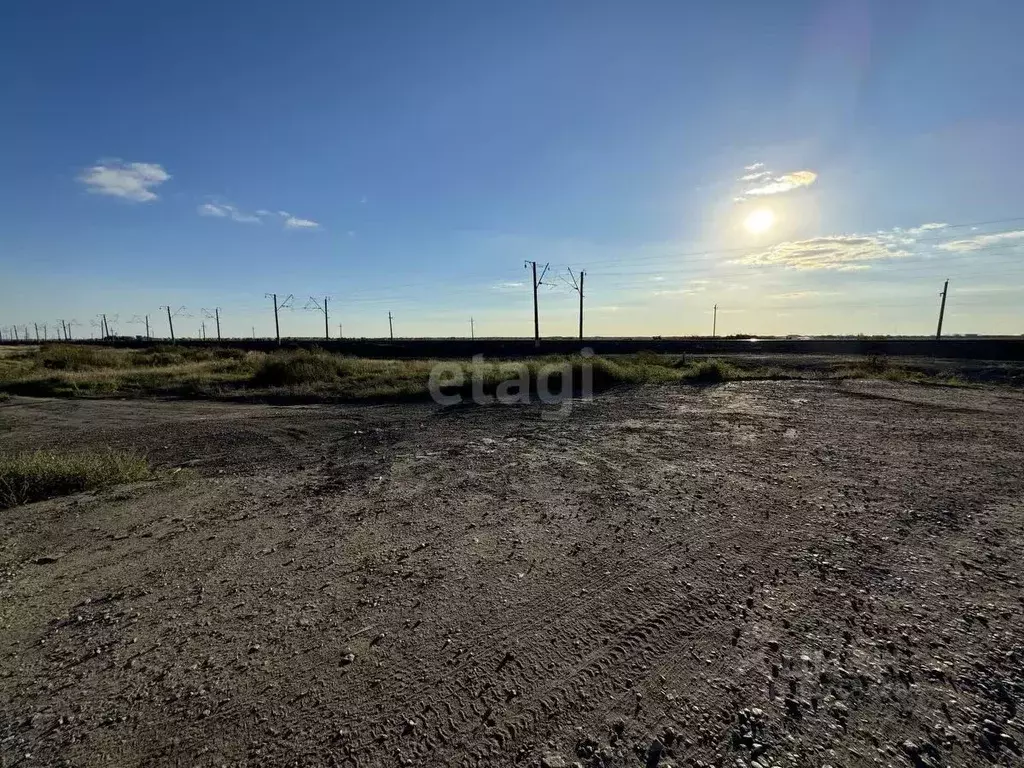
[145,315,150,340]
[578,269,585,340]
[166,306,176,343]
[324,298,329,340]
[272,294,280,345]
[936,279,949,340]
[215,308,221,341]
[470,317,475,340]
[388,311,394,340]
[532,261,540,347]
[713,304,718,338]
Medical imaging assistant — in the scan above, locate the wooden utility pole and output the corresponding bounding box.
[144,315,150,339]
[936,279,949,340]
[338,323,343,338]
[201,321,207,340]
[713,304,718,338]
[470,317,475,340]
[525,261,549,347]
[101,313,109,339]
[34,322,40,341]
[388,311,394,340]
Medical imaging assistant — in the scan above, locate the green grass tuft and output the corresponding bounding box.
[682,359,740,384]
[0,449,153,509]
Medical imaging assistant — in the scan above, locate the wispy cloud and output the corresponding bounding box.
[956,284,1024,294]
[283,215,320,230]
[904,222,948,235]
[79,160,170,202]
[744,171,818,197]
[199,203,319,230]
[936,230,1024,252]
[740,234,909,270]
[653,279,710,296]
[492,281,525,292]
[769,290,840,300]
[198,202,261,223]
[734,163,817,201]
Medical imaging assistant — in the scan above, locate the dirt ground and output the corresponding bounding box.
[2,381,1023,768]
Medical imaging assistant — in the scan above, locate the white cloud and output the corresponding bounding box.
[198,203,227,217]
[492,282,525,291]
[744,170,818,197]
[79,160,170,202]
[283,215,320,230]
[936,230,1024,252]
[905,222,948,235]
[200,202,319,229]
[734,164,817,201]
[740,234,909,270]
[198,202,261,223]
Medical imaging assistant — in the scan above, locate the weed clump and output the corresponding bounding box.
[250,350,344,387]
[0,449,152,509]
[683,359,739,384]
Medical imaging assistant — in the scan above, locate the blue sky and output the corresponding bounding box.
[2,0,1023,339]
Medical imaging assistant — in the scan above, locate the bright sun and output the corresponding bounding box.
[743,208,775,234]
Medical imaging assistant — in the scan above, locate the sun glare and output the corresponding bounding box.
[743,207,775,234]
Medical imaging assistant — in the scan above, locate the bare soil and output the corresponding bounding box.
[2,381,1023,767]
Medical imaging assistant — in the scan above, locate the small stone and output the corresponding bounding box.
[541,754,567,768]
[341,652,356,665]
[33,554,62,565]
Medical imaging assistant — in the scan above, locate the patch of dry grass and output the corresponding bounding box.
[0,449,153,509]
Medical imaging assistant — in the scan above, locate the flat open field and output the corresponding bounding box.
[2,380,1023,767]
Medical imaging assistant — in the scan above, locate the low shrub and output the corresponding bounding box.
[250,350,344,387]
[0,449,152,509]
[39,345,123,371]
[683,359,739,384]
